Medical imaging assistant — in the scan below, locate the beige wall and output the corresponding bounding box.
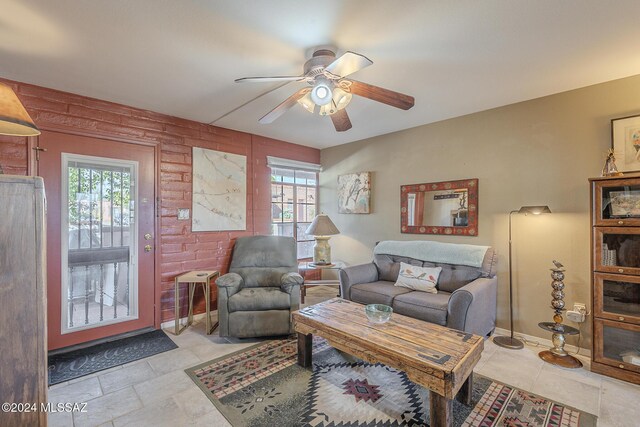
[320,74,640,348]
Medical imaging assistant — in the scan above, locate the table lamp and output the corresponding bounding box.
[305,214,340,266]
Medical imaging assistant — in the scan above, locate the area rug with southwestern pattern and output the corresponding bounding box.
[185,337,597,427]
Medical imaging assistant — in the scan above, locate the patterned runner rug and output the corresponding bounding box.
[185,337,597,427]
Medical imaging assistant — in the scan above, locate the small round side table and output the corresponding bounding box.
[538,321,582,368]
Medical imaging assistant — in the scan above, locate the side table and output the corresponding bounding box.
[538,321,582,368]
[298,261,346,304]
[174,270,219,335]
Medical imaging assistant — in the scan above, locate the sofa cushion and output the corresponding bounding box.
[375,255,423,282]
[392,291,451,326]
[350,281,412,306]
[394,262,441,293]
[422,262,482,293]
[373,244,497,292]
[481,248,498,278]
[228,287,290,312]
[375,254,481,293]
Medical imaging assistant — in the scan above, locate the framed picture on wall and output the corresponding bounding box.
[612,114,640,173]
[192,147,247,231]
[337,172,371,214]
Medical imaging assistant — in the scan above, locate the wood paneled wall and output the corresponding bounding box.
[0,79,320,322]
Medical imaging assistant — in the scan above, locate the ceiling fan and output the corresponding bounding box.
[235,48,415,132]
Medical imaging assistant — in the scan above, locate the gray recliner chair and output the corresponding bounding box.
[216,235,303,338]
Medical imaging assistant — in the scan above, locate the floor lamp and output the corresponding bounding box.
[494,205,551,350]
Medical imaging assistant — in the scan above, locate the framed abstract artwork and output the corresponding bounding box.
[612,115,640,173]
[192,147,246,231]
[337,172,371,214]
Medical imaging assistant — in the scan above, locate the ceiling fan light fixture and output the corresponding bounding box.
[311,79,333,106]
[319,103,337,116]
[237,48,414,130]
[297,93,316,113]
[333,87,352,111]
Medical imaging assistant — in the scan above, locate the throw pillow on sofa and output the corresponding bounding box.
[394,262,442,293]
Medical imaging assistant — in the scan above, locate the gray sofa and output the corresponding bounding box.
[339,240,498,337]
[216,236,303,338]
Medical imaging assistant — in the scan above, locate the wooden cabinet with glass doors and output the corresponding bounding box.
[590,173,640,384]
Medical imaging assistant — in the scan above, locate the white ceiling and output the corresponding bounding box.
[2,0,640,149]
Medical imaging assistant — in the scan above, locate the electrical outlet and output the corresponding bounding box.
[177,208,190,220]
[567,302,587,323]
[566,310,585,323]
[573,303,587,314]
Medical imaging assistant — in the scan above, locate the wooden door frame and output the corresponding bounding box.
[29,124,162,330]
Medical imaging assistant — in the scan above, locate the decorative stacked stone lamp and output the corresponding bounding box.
[537,260,582,368]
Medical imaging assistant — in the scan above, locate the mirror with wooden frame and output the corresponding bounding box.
[401,178,478,236]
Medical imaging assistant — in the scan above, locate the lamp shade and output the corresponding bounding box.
[305,214,340,236]
[518,206,552,215]
[0,83,40,136]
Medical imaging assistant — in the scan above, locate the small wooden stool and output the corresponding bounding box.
[174,270,219,335]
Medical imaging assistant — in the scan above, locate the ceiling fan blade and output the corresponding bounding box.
[347,80,415,110]
[235,75,306,83]
[330,109,352,132]
[324,51,373,78]
[258,88,311,124]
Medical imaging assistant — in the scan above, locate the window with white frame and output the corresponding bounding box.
[268,157,320,259]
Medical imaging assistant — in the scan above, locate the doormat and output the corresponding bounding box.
[48,329,177,385]
[185,338,597,427]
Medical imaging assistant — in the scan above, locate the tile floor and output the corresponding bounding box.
[48,286,640,426]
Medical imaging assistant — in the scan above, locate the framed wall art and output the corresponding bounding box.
[337,172,371,214]
[192,147,246,231]
[612,115,640,173]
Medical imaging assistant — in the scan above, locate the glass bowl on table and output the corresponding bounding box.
[365,304,393,324]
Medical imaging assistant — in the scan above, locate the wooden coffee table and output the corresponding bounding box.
[292,298,484,427]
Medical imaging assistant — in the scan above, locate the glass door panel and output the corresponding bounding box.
[594,227,640,275]
[594,273,640,325]
[594,178,640,226]
[62,154,138,333]
[594,319,640,373]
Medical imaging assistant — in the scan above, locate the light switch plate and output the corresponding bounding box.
[177,208,190,220]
